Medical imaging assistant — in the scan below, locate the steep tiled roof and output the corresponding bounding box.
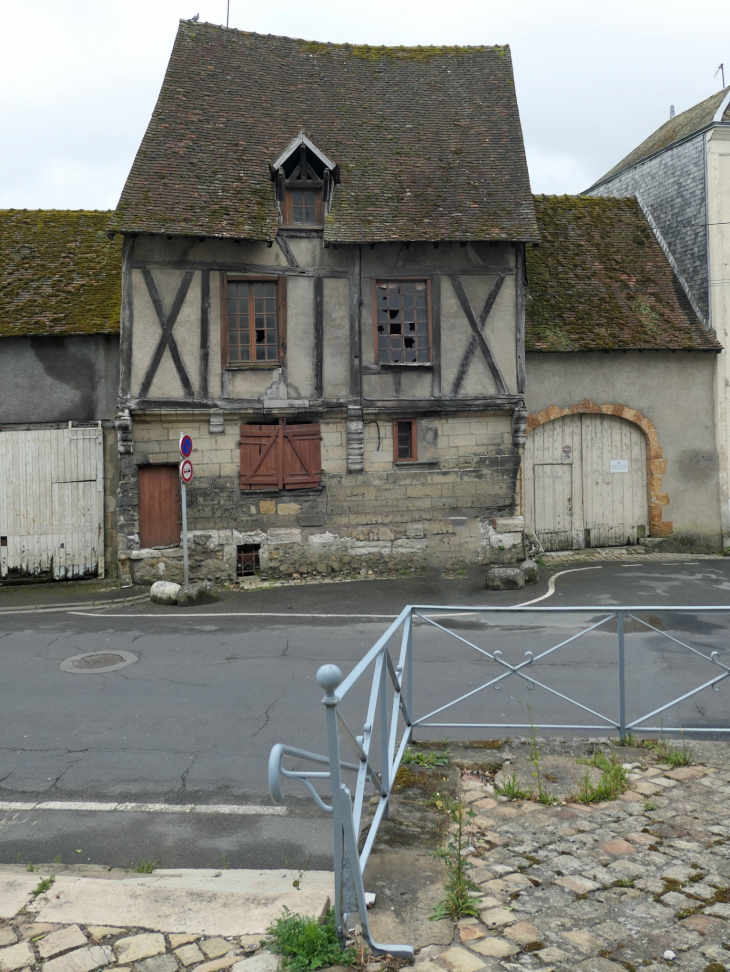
[0,211,121,338]
[589,86,730,189]
[525,195,721,352]
[111,22,538,244]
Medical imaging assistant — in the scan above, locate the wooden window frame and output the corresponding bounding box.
[220,273,287,369]
[282,188,325,228]
[393,418,418,463]
[372,277,433,367]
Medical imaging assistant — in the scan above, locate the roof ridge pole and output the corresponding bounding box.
[634,192,708,329]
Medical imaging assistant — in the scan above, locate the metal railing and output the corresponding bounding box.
[269,605,730,956]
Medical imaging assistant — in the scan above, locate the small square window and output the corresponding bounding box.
[284,189,322,225]
[393,419,417,462]
[237,544,261,576]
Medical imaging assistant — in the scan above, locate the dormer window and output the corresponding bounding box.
[270,132,339,228]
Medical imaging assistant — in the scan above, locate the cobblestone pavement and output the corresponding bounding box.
[408,740,730,972]
[0,924,281,972]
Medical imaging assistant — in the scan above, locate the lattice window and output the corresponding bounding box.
[226,281,278,363]
[374,280,431,364]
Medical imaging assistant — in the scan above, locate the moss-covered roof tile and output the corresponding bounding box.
[0,210,121,338]
[525,195,721,352]
[110,22,538,243]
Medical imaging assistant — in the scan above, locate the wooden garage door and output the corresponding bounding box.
[0,427,104,580]
[138,466,181,548]
[525,413,648,550]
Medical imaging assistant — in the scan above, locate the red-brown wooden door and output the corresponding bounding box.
[138,466,181,547]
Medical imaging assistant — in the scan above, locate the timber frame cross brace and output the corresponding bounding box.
[139,269,195,398]
[448,274,507,396]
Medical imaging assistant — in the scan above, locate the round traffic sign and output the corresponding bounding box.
[180,458,194,484]
[179,434,193,458]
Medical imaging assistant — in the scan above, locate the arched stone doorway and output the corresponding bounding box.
[525,405,661,551]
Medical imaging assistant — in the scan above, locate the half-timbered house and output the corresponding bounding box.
[109,22,538,585]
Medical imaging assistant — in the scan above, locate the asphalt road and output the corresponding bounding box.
[1,558,729,870]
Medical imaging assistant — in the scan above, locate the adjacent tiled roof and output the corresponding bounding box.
[525,195,721,352]
[0,211,121,338]
[589,86,730,189]
[111,22,538,244]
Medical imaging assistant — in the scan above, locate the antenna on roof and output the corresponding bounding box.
[669,105,675,119]
[226,1,230,27]
[715,63,725,87]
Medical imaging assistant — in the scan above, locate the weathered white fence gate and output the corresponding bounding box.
[525,413,649,551]
[0,427,105,580]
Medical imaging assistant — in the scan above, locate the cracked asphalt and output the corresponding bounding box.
[0,559,729,870]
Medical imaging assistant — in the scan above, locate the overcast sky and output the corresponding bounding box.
[2,0,728,211]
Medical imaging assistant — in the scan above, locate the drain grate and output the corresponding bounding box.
[60,649,138,675]
[72,653,125,670]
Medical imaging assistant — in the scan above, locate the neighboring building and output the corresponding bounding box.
[524,195,722,553]
[585,87,730,547]
[0,210,121,580]
[109,22,540,586]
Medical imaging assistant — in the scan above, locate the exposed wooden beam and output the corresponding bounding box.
[118,236,135,399]
[139,269,195,399]
[448,275,508,396]
[450,274,505,396]
[199,270,210,399]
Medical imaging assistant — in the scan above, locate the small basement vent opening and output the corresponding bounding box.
[237,544,261,577]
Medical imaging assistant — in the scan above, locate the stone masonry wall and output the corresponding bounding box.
[118,410,522,585]
[588,134,709,322]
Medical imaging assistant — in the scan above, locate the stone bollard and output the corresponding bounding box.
[520,559,540,584]
[485,566,525,590]
[150,580,182,605]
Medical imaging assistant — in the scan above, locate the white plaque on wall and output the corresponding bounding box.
[610,459,629,473]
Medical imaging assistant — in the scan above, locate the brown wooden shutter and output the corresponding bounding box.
[239,425,280,490]
[282,424,322,490]
[239,421,321,491]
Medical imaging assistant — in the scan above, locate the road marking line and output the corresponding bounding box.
[70,611,399,619]
[0,595,150,616]
[0,800,287,816]
[515,567,603,607]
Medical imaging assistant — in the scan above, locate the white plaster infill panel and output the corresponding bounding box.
[31,869,334,937]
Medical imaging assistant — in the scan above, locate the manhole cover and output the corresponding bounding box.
[60,650,137,674]
[72,653,125,669]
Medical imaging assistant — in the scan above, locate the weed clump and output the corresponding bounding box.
[402,747,451,768]
[573,749,627,803]
[495,771,532,801]
[264,908,353,971]
[430,799,481,921]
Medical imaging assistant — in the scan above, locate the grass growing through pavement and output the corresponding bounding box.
[495,771,532,801]
[647,727,694,767]
[401,747,451,768]
[135,859,161,873]
[431,799,482,921]
[264,907,353,971]
[573,749,628,803]
[31,876,55,897]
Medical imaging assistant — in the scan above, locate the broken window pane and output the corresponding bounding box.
[375,281,430,363]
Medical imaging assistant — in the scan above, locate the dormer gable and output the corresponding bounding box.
[269,132,340,228]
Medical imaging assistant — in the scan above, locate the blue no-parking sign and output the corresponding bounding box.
[179,434,193,458]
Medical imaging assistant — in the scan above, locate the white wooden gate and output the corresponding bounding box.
[0,427,105,580]
[525,413,648,551]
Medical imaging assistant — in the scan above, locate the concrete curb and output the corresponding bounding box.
[0,593,150,616]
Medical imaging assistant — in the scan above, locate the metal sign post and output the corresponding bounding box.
[179,435,194,587]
